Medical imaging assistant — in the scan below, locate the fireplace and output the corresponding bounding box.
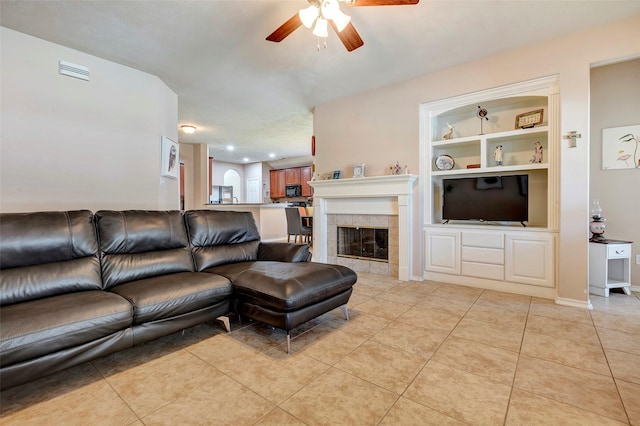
[308,174,417,281]
[338,226,388,262]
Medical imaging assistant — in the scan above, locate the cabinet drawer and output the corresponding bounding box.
[462,247,504,264]
[608,244,631,259]
[462,232,504,249]
[462,261,504,280]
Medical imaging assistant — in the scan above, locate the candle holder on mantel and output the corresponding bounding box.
[589,199,606,242]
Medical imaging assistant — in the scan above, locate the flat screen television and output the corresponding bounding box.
[442,175,528,224]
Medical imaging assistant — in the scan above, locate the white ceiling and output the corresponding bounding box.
[2,0,639,164]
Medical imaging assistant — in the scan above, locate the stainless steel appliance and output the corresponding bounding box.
[211,185,233,204]
[285,185,302,197]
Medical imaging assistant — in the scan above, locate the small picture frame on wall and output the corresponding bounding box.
[602,124,640,170]
[161,136,179,179]
[332,170,341,179]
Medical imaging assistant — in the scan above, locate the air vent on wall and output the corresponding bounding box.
[58,60,90,81]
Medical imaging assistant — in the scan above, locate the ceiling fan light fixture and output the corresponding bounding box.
[332,8,351,32]
[312,17,329,38]
[299,5,319,28]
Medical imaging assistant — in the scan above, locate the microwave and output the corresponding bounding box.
[285,184,302,197]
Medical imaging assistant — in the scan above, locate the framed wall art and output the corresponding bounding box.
[602,124,640,170]
[514,109,544,129]
[161,136,179,179]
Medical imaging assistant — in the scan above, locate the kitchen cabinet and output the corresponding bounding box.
[301,166,313,197]
[271,166,312,199]
[285,168,301,185]
[270,169,286,198]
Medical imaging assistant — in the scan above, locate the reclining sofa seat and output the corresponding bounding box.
[0,210,133,390]
[185,210,357,353]
[0,208,358,389]
[94,210,233,344]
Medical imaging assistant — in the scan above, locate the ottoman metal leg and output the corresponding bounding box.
[286,333,291,354]
[341,305,349,321]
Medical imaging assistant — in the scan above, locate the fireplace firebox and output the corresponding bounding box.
[337,226,388,262]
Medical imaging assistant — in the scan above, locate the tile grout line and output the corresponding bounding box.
[502,295,533,426]
[376,285,484,425]
[591,307,633,425]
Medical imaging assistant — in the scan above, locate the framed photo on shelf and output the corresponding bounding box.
[332,170,341,179]
[353,164,365,178]
[161,136,179,179]
[515,109,544,129]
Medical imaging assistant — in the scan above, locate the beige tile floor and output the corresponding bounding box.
[2,273,639,425]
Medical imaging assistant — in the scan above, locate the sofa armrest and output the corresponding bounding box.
[258,242,311,263]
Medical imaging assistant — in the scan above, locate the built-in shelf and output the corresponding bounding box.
[419,76,560,297]
[432,162,548,176]
[432,126,549,175]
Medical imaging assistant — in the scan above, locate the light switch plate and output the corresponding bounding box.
[636,254,640,265]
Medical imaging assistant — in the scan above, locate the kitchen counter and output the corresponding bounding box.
[205,203,289,207]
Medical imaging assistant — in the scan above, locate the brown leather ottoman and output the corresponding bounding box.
[208,261,357,353]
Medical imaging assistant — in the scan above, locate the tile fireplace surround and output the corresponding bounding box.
[309,174,418,281]
[330,216,397,278]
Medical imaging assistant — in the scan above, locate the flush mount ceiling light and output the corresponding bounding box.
[181,125,196,134]
[266,0,419,52]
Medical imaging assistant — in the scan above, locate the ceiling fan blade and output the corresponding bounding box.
[266,13,303,42]
[346,0,419,6]
[330,20,364,52]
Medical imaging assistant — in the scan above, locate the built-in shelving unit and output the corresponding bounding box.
[431,126,549,176]
[419,76,560,298]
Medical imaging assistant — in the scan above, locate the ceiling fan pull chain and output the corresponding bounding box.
[316,36,328,51]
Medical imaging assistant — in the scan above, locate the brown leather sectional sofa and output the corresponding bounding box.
[0,209,357,390]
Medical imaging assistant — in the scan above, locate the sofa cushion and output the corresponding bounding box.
[109,272,232,324]
[0,210,102,305]
[258,242,311,263]
[208,261,357,312]
[0,290,133,367]
[184,210,261,270]
[95,210,194,289]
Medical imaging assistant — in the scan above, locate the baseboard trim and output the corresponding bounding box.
[555,296,593,310]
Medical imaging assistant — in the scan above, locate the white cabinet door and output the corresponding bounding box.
[425,229,460,275]
[505,233,555,287]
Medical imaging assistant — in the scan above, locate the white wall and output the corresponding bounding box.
[210,160,272,203]
[211,159,243,202]
[0,28,179,212]
[313,15,640,304]
[590,58,640,288]
[179,143,195,210]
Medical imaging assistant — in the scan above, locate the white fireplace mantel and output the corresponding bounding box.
[309,174,418,281]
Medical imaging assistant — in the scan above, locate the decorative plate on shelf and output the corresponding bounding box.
[435,154,455,171]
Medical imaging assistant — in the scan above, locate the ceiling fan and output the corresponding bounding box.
[266,0,420,52]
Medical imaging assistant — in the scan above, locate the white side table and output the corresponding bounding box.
[589,240,632,297]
